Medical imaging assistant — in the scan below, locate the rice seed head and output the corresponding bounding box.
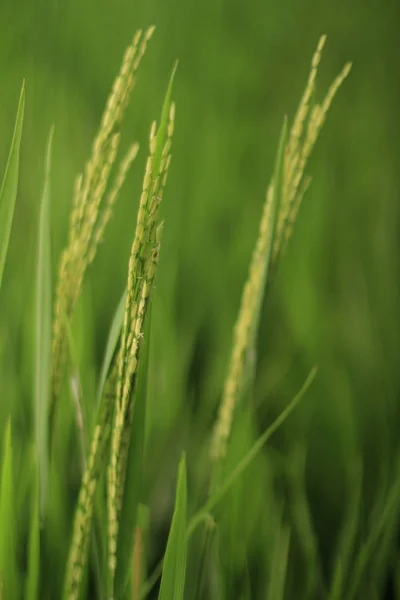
[107,100,174,586]
[210,185,274,462]
[51,28,153,403]
[210,37,350,467]
[273,37,351,267]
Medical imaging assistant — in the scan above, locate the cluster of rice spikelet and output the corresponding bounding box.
[210,35,351,464]
[107,104,175,584]
[273,35,352,266]
[58,27,162,600]
[51,26,155,406]
[63,364,118,599]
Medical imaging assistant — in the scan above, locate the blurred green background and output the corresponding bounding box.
[1,0,400,596]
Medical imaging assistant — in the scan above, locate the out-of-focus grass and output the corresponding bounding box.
[1,0,400,598]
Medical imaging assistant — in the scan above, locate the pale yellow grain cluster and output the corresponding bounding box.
[273,35,352,265]
[63,425,101,600]
[51,26,155,405]
[210,36,351,464]
[107,103,175,582]
[63,363,118,599]
[210,184,274,461]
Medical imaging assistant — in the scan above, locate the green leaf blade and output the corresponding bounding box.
[158,454,188,600]
[35,126,54,519]
[0,421,18,599]
[0,81,25,291]
[97,289,126,405]
[25,457,40,600]
[190,367,317,538]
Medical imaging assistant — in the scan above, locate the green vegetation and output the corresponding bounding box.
[0,6,399,600]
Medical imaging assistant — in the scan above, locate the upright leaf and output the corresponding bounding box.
[158,454,188,600]
[25,456,40,600]
[97,289,126,405]
[267,523,291,600]
[35,126,54,518]
[0,82,25,291]
[0,421,18,599]
[190,367,317,538]
[209,119,288,477]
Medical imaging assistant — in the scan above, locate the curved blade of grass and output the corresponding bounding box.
[97,289,127,405]
[329,458,362,600]
[152,61,178,178]
[63,314,89,466]
[0,420,18,599]
[287,444,323,596]
[34,126,54,519]
[114,308,152,598]
[190,367,317,538]
[210,119,288,481]
[141,368,316,600]
[132,503,150,600]
[0,81,25,291]
[192,516,216,600]
[362,458,400,594]
[246,116,288,369]
[346,463,400,600]
[158,454,188,600]
[267,523,291,600]
[25,455,40,600]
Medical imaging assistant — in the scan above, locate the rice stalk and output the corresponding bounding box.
[107,102,175,588]
[210,35,351,467]
[60,28,156,600]
[51,27,154,407]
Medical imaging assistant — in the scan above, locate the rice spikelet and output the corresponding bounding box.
[51,27,155,407]
[210,36,351,466]
[107,103,175,585]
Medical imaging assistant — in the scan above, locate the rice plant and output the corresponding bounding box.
[1,23,398,600]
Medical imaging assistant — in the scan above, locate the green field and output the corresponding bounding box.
[1,1,400,598]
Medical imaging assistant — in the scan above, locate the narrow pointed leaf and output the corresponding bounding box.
[152,62,178,179]
[0,82,25,290]
[158,454,188,600]
[248,116,288,354]
[189,367,317,538]
[0,421,18,599]
[97,289,126,404]
[267,524,291,600]
[34,126,54,518]
[25,457,40,600]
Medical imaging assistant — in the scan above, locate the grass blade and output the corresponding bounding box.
[0,81,25,291]
[25,456,40,600]
[97,289,126,404]
[209,119,288,472]
[152,61,178,178]
[346,463,400,600]
[287,444,323,596]
[143,370,316,600]
[34,126,54,519]
[267,523,291,600]
[158,454,188,600]
[249,116,288,349]
[190,367,317,538]
[0,420,18,599]
[329,458,362,600]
